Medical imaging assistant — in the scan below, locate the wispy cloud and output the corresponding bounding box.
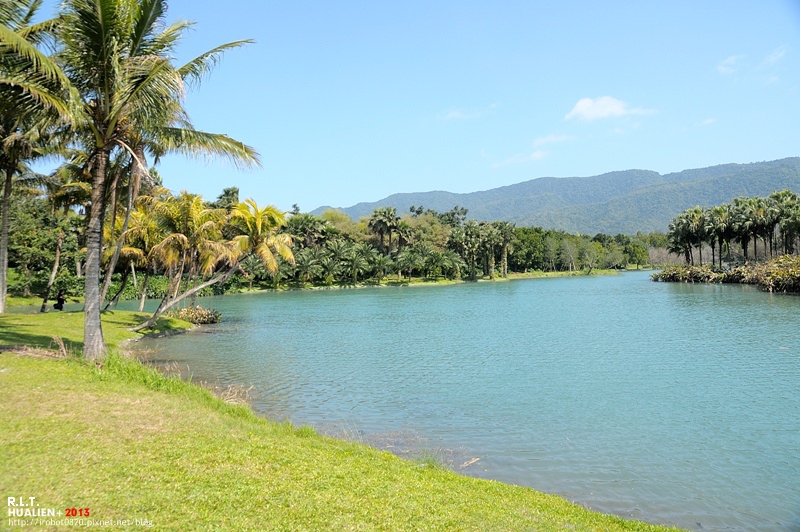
[717,55,744,75]
[699,118,716,126]
[761,45,787,67]
[564,96,656,121]
[532,133,575,147]
[493,150,548,168]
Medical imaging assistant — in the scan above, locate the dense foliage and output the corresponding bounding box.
[666,191,800,267]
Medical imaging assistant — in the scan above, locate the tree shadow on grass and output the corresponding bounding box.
[0,310,183,355]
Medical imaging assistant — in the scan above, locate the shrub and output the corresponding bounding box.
[652,256,800,292]
[167,305,222,324]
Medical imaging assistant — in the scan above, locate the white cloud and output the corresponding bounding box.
[532,134,575,147]
[717,55,744,75]
[564,96,655,121]
[493,150,548,168]
[699,118,716,126]
[762,45,787,67]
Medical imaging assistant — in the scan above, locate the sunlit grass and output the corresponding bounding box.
[0,352,681,530]
[0,310,681,530]
[0,310,192,353]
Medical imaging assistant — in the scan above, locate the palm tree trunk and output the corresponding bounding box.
[132,265,237,332]
[104,269,129,310]
[100,166,139,302]
[0,166,13,314]
[40,229,64,313]
[137,270,150,312]
[83,149,109,360]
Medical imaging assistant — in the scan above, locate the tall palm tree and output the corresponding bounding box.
[493,221,515,277]
[53,0,259,358]
[124,198,165,311]
[708,204,733,268]
[685,206,706,265]
[770,190,799,254]
[368,208,390,254]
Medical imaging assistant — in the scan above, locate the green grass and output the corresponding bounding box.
[0,313,682,531]
[0,310,192,354]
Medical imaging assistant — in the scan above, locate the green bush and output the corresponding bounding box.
[652,256,800,292]
[166,305,222,324]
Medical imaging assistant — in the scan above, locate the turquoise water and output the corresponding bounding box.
[132,271,800,530]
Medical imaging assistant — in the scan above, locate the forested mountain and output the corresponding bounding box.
[312,158,800,233]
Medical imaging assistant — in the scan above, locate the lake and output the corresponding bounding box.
[131,271,800,531]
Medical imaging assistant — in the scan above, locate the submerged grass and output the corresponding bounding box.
[0,312,682,530]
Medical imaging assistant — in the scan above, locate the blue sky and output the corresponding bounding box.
[42,1,800,212]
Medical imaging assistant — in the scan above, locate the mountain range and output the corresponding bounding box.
[311,157,800,235]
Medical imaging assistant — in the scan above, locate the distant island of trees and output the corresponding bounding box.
[652,190,800,292]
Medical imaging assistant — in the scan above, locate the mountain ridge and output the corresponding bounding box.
[311,158,800,234]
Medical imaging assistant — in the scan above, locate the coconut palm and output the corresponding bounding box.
[124,198,166,311]
[228,199,294,277]
[53,0,259,358]
[0,0,71,313]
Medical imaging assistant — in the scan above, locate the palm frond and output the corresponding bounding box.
[178,39,254,87]
[156,127,261,169]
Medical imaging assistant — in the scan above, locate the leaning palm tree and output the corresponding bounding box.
[52,0,259,358]
[228,199,294,277]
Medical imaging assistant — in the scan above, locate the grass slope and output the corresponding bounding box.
[0,312,681,531]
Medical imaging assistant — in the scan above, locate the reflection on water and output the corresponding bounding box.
[131,272,800,531]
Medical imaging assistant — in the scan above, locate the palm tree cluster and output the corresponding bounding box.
[1,0,263,358]
[667,190,800,267]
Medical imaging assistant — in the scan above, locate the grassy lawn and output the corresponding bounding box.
[0,312,681,531]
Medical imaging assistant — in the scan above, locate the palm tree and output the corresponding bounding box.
[493,221,515,277]
[394,249,419,282]
[149,191,230,307]
[707,204,733,268]
[229,199,294,278]
[770,190,799,255]
[731,197,754,261]
[367,209,389,253]
[133,197,292,331]
[54,0,259,358]
[0,0,70,313]
[293,247,322,284]
[370,253,393,281]
[342,242,373,283]
[449,220,482,280]
[124,198,166,311]
[685,206,706,265]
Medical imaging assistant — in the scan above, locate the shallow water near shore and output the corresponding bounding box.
[130,271,800,531]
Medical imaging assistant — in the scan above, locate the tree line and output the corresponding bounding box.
[4,185,659,315]
[666,191,800,267]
